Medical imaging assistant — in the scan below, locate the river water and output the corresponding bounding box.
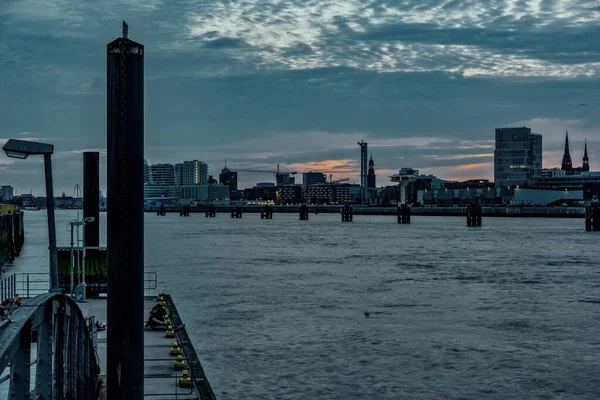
[7,210,600,399]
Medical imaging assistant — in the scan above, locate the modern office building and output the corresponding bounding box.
[303,172,327,186]
[219,167,238,192]
[149,163,175,185]
[180,160,207,186]
[304,184,331,204]
[208,183,230,202]
[494,127,542,187]
[1,186,14,201]
[277,185,302,204]
[174,163,184,185]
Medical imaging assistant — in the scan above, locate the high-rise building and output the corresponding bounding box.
[149,164,175,185]
[367,155,376,188]
[494,127,542,187]
[182,160,207,185]
[1,186,14,201]
[303,172,327,186]
[219,167,238,192]
[174,163,184,185]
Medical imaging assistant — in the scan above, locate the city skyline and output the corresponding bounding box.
[2,1,600,194]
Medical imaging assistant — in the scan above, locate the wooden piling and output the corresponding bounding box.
[586,202,599,231]
[341,204,353,222]
[299,204,309,220]
[397,204,411,224]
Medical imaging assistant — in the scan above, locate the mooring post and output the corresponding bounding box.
[299,204,309,220]
[106,21,144,399]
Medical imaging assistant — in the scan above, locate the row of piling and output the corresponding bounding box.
[159,203,600,231]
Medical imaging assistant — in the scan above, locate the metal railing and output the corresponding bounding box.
[0,272,159,299]
[0,292,100,399]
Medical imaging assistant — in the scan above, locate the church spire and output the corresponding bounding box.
[561,130,573,171]
[583,138,590,172]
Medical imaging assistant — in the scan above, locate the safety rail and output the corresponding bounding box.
[0,292,100,399]
[0,272,159,299]
[163,294,217,400]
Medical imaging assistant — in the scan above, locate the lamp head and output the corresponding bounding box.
[2,139,54,159]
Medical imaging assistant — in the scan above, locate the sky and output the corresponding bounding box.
[1,0,600,195]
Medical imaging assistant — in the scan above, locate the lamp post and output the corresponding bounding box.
[69,216,95,299]
[2,139,60,292]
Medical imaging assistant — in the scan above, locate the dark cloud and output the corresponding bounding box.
[1,0,600,193]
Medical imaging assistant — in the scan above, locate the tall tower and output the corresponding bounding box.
[367,155,376,188]
[561,130,573,171]
[358,141,368,203]
[106,21,144,399]
[583,138,590,172]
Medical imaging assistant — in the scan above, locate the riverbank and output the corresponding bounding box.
[145,205,586,218]
[0,212,24,269]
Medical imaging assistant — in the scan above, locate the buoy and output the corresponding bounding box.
[170,342,181,356]
[174,355,186,371]
[166,325,175,338]
[179,370,192,388]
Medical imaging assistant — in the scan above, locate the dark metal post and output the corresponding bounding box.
[106,22,144,399]
[44,153,60,292]
[83,152,100,247]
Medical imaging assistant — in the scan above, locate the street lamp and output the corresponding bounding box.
[69,216,95,299]
[2,139,59,292]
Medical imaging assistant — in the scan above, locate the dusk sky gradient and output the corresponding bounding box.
[1,0,600,194]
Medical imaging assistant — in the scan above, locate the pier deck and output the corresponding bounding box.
[77,297,207,399]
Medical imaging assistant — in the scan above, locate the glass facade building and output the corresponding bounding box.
[494,127,543,187]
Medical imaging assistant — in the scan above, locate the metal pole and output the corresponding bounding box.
[44,153,60,292]
[107,23,144,399]
[70,224,75,297]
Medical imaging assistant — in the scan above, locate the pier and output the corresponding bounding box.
[0,274,216,399]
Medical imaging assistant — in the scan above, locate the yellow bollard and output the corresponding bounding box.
[178,370,192,388]
[170,342,181,356]
[165,325,175,338]
[174,355,186,371]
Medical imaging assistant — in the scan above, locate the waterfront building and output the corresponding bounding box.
[144,183,170,199]
[149,163,175,185]
[168,185,208,202]
[244,186,277,202]
[208,183,229,202]
[219,167,238,192]
[304,184,331,204]
[494,127,542,187]
[182,160,208,185]
[303,172,327,186]
[277,185,302,204]
[534,171,600,190]
[367,156,376,188]
[1,186,14,201]
[331,183,361,204]
[174,163,184,185]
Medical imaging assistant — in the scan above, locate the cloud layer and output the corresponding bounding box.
[1,0,599,192]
